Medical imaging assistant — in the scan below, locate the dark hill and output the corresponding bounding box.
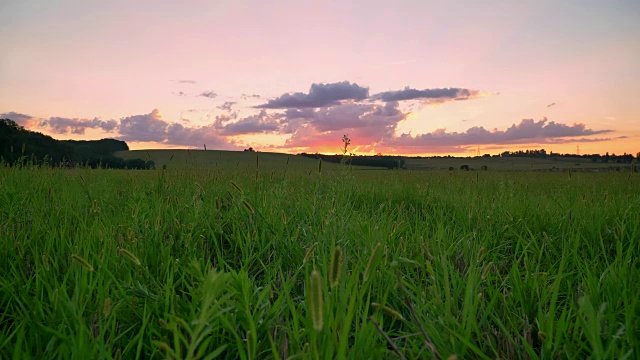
[0,118,150,169]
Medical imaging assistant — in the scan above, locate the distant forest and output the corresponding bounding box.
[300,148,639,169]
[413,149,639,164]
[299,153,405,169]
[0,119,153,169]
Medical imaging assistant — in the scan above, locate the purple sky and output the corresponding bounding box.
[1,0,639,155]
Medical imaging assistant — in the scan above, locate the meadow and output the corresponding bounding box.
[401,156,627,171]
[115,150,339,172]
[1,154,639,359]
[117,149,634,172]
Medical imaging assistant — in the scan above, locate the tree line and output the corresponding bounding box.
[299,153,405,169]
[407,149,639,164]
[495,149,638,163]
[0,119,153,169]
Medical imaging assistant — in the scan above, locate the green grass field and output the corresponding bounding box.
[1,156,639,359]
[116,149,632,172]
[115,150,358,172]
[402,156,630,171]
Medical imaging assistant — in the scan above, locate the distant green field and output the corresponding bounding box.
[2,162,639,358]
[116,149,633,172]
[116,149,358,172]
[403,156,632,171]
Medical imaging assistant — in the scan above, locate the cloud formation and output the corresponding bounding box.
[256,81,369,109]
[42,117,118,135]
[256,82,485,110]
[380,118,612,152]
[371,87,480,103]
[2,111,118,135]
[281,101,408,151]
[165,123,231,147]
[118,109,169,142]
[199,91,218,99]
[3,81,613,153]
[217,101,236,111]
[0,111,35,127]
[118,109,236,148]
[216,110,281,136]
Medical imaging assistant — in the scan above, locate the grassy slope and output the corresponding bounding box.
[117,149,631,172]
[1,165,639,358]
[116,150,355,172]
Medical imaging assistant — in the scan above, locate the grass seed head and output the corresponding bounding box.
[230,181,244,194]
[241,199,255,214]
[371,302,404,321]
[91,200,100,213]
[308,269,324,331]
[537,331,547,341]
[303,242,319,264]
[425,260,435,276]
[118,247,142,266]
[175,317,187,328]
[329,245,343,287]
[102,298,113,317]
[71,254,94,272]
[41,254,50,271]
[390,222,398,238]
[482,262,493,279]
[153,340,171,352]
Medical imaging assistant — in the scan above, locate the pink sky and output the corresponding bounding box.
[1,0,639,156]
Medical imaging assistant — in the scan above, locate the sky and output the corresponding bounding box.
[1,0,639,156]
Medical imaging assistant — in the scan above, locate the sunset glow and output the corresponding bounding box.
[2,0,638,156]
